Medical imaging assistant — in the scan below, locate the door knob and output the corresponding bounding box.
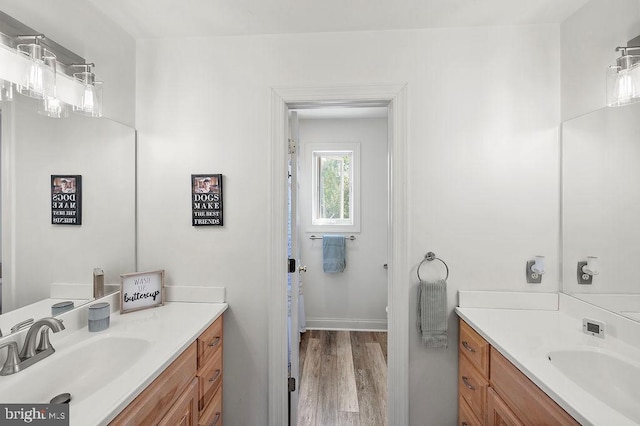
[299,266,307,273]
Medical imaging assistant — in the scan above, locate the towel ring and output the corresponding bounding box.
[417,252,449,282]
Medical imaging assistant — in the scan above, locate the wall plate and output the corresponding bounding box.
[577,261,593,284]
[583,318,605,338]
[526,260,542,284]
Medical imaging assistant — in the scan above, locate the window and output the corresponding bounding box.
[310,143,360,231]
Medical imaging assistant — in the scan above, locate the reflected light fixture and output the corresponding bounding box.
[0,11,102,118]
[71,63,103,117]
[607,36,640,107]
[38,53,69,118]
[15,35,55,99]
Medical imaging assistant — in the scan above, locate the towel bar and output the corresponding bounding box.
[417,252,449,281]
[309,235,356,240]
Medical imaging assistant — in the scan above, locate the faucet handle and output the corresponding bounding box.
[0,341,21,376]
[10,318,34,334]
[36,329,54,352]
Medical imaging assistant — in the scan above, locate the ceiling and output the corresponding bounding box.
[87,0,590,39]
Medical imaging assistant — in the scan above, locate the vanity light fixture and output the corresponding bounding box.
[526,255,545,284]
[577,256,599,285]
[0,11,102,118]
[607,35,640,107]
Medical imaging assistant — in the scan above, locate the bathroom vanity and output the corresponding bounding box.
[458,319,578,425]
[110,314,224,425]
[0,291,227,426]
[456,291,640,426]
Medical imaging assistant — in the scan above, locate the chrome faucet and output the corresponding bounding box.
[0,317,65,376]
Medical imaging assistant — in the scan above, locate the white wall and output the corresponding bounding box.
[298,117,388,330]
[136,25,561,425]
[561,0,640,120]
[0,1,136,126]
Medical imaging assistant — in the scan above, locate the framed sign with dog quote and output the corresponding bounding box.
[191,174,223,226]
[120,270,165,313]
[51,175,82,225]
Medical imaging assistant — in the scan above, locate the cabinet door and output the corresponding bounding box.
[490,347,579,426]
[487,387,523,426]
[110,343,197,425]
[159,378,199,426]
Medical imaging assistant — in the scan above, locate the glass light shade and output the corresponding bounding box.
[38,96,69,118]
[607,56,640,107]
[0,79,13,101]
[72,71,102,117]
[15,44,55,99]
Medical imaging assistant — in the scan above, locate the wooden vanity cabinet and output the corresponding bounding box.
[458,319,578,426]
[110,315,224,426]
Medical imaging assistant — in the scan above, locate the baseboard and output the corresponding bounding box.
[305,317,388,331]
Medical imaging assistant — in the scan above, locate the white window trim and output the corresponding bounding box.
[307,142,361,233]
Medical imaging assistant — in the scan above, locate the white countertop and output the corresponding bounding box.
[456,306,640,426]
[0,299,227,425]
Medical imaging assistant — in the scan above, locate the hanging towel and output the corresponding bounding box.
[322,235,346,273]
[416,279,448,348]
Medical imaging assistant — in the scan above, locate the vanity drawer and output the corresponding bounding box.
[198,316,223,370]
[459,319,489,378]
[459,352,488,421]
[490,347,579,426]
[458,394,482,426]
[198,343,223,412]
[199,387,222,426]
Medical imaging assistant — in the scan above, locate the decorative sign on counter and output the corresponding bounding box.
[51,175,82,225]
[120,270,165,314]
[191,174,223,226]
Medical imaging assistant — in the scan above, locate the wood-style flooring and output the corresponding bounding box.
[297,330,388,426]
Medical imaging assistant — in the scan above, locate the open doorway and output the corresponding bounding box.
[269,84,409,426]
[290,106,389,424]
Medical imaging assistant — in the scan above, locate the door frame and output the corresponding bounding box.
[268,83,409,425]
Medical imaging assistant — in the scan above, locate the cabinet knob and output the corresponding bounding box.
[208,337,221,348]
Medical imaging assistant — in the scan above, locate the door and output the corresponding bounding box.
[287,110,302,425]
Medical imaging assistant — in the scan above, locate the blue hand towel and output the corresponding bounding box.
[322,235,346,273]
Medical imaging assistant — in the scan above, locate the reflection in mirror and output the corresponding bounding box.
[562,102,640,322]
[0,94,136,334]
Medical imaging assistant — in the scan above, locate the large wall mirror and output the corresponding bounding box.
[0,95,136,333]
[562,101,640,322]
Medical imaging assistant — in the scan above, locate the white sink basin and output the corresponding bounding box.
[547,348,640,422]
[0,334,150,404]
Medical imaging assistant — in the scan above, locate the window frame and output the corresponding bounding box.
[308,142,361,233]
